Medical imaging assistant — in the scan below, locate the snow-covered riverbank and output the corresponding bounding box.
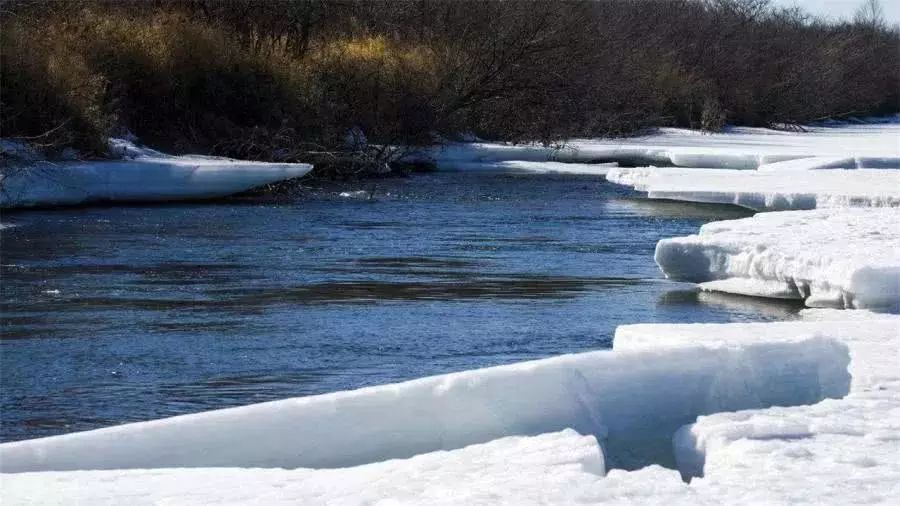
[2,119,898,504]
[423,118,900,172]
[0,140,312,209]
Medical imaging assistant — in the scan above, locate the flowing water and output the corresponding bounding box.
[0,172,802,441]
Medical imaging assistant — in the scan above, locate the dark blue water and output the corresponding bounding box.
[0,173,801,441]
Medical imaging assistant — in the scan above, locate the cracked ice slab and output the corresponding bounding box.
[0,334,847,473]
[654,208,900,309]
[0,315,884,505]
[615,310,900,505]
[606,166,900,211]
[0,139,312,208]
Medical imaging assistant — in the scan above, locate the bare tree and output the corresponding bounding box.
[854,0,886,29]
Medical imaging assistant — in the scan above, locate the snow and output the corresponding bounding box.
[655,208,900,309]
[338,190,371,198]
[421,120,900,172]
[0,430,610,506]
[0,333,847,473]
[3,313,894,505]
[0,139,313,208]
[615,310,900,505]
[606,166,900,211]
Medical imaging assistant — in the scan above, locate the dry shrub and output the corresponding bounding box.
[1,0,898,165]
[309,36,441,147]
[0,17,111,155]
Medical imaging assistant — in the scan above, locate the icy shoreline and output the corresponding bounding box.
[655,208,900,310]
[2,312,895,504]
[0,140,312,209]
[0,333,847,472]
[606,166,900,211]
[3,120,899,504]
[422,119,900,173]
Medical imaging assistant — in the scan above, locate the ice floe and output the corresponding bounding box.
[0,139,312,208]
[606,166,900,211]
[655,208,900,309]
[615,310,900,505]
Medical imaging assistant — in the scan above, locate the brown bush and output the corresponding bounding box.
[0,16,111,155]
[1,0,897,163]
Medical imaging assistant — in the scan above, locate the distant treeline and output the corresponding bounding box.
[2,0,898,163]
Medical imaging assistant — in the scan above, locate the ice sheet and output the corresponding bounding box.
[655,208,900,309]
[606,167,900,211]
[1,139,312,208]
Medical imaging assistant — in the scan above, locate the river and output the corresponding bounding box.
[0,172,802,441]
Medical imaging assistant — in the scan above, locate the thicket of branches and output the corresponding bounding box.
[1,0,897,166]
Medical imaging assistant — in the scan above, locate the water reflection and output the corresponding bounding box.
[657,287,803,320]
[608,196,754,220]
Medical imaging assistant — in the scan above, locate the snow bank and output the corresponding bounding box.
[606,166,900,211]
[422,121,900,172]
[0,139,312,208]
[615,311,900,505]
[0,334,847,473]
[0,430,609,506]
[654,208,900,309]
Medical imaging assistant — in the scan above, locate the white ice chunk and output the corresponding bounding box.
[606,166,900,211]
[338,190,370,198]
[616,312,900,505]
[0,139,312,208]
[655,208,900,309]
[0,335,847,473]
